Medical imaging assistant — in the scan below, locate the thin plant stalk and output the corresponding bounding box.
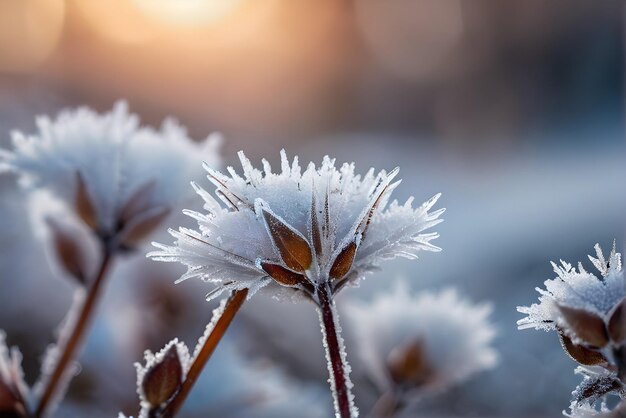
[34,248,115,418]
[160,288,248,418]
[317,283,354,418]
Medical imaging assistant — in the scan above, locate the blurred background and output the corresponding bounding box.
[0,0,625,417]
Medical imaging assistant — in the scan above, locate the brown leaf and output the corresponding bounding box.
[261,262,307,286]
[118,180,156,226]
[119,206,171,247]
[46,217,89,284]
[329,241,357,280]
[608,298,626,345]
[75,172,98,230]
[261,207,312,272]
[387,340,433,387]
[559,332,609,366]
[141,345,183,407]
[558,305,609,348]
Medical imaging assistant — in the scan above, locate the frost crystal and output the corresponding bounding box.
[517,243,625,345]
[149,150,443,300]
[0,101,221,245]
[345,282,498,398]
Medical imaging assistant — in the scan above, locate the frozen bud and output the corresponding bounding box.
[149,150,443,302]
[559,333,609,367]
[1,101,221,246]
[75,172,99,230]
[518,243,626,363]
[136,339,189,410]
[608,297,626,345]
[386,340,433,388]
[346,283,497,398]
[45,216,91,284]
[558,305,609,349]
[141,345,182,406]
[118,206,171,249]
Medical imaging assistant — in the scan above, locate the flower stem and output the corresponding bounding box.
[34,248,115,418]
[317,283,355,418]
[160,289,248,418]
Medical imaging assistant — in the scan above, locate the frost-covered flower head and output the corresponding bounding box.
[518,243,626,349]
[0,101,221,248]
[346,283,497,398]
[518,243,626,416]
[149,150,443,301]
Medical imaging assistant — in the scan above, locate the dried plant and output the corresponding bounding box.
[346,283,498,417]
[149,150,444,417]
[0,102,220,417]
[518,243,626,416]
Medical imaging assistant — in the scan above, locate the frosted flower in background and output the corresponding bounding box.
[517,243,625,348]
[518,243,626,415]
[149,150,443,301]
[346,283,497,409]
[0,101,221,249]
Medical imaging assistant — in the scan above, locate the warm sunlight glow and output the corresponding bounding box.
[132,0,242,26]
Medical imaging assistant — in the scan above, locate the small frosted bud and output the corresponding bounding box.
[558,305,609,348]
[46,217,90,284]
[118,180,157,226]
[141,345,183,407]
[260,262,307,286]
[75,172,98,230]
[386,340,432,388]
[119,206,171,248]
[558,332,608,367]
[608,297,626,345]
[329,241,357,280]
[259,205,312,273]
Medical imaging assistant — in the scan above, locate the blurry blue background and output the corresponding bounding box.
[0,1,624,416]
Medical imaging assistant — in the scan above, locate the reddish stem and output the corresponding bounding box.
[317,283,354,418]
[34,249,114,417]
[160,289,248,418]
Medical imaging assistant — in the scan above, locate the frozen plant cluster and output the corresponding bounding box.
[149,150,444,301]
[0,101,221,248]
[518,243,626,416]
[347,283,497,414]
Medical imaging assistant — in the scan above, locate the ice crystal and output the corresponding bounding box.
[517,243,625,345]
[0,101,221,245]
[149,150,443,301]
[346,282,497,398]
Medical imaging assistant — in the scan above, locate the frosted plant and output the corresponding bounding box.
[0,100,220,250]
[346,283,497,417]
[149,150,443,418]
[0,101,221,418]
[0,332,29,417]
[518,243,626,415]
